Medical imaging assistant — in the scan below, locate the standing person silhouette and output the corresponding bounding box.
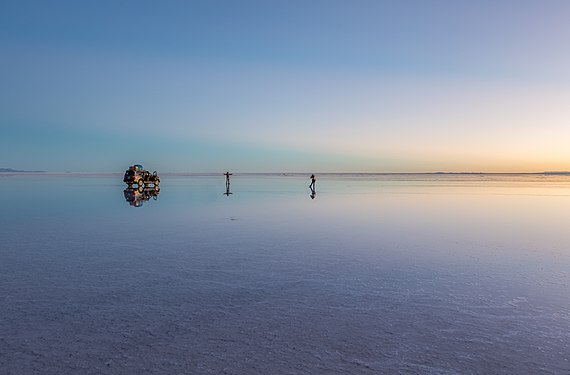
[309,174,316,190]
[224,171,232,191]
[223,171,233,196]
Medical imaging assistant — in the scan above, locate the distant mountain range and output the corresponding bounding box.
[0,168,46,173]
[543,171,570,175]
[432,171,570,175]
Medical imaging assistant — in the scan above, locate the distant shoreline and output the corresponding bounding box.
[0,168,46,173]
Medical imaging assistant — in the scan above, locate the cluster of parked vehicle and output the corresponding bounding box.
[123,164,160,188]
[123,165,160,207]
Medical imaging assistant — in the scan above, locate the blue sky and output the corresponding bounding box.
[1,0,569,172]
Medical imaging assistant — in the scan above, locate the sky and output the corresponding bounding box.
[1,0,569,173]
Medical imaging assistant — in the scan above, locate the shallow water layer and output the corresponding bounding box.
[1,174,569,374]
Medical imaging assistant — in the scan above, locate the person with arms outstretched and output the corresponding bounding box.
[224,171,232,195]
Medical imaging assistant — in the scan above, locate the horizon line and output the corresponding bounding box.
[2,170,570,176]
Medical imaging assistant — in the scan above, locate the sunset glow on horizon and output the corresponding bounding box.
[1,1,569,173]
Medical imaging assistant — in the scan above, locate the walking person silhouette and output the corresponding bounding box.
[309,174,316,190]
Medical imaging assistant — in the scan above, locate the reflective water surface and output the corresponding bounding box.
[1,173,569,374]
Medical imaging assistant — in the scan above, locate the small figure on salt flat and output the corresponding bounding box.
[224,171,233,196]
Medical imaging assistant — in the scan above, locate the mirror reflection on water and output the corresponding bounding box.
[123,186,161,207]
[1,173,569,374]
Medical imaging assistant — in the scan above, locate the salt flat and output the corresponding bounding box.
[1,174,569,374]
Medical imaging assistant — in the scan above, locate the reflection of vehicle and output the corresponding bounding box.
[123,187,160,207]
[123,164,160,187]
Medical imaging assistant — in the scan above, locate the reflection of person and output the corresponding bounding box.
[309,174,316,190]
[224,172,233,195]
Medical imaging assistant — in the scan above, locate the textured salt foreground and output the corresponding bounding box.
[1,174,569,374]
